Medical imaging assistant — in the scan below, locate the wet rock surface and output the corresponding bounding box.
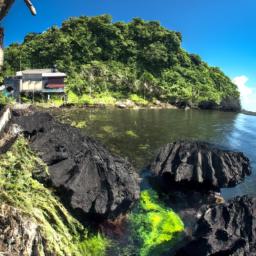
[175,195,256,256]
[150,141,251,191]
[13,111,140,220]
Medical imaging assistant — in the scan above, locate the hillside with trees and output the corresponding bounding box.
[2,15,240,108]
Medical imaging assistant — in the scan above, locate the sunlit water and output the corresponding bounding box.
[52,108,256,199]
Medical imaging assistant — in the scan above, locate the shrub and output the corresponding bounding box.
[129,94,149,106]
[67,91,80,104]
[0,92,10,106]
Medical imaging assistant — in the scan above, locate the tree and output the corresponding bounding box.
[141,42,169,73]
[0,0,37,70]
[139,71,157,99]
[2,14,240,106]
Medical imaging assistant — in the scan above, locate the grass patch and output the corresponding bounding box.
[67,92,117,106]
[129,94,149,106]
[0,137,109,256]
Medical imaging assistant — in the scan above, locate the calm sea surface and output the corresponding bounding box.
[52,108,256,200]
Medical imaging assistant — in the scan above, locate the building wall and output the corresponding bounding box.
[21,74,43,92]
[21,80,43,92]
[5,72,66,95]
[45,77,65,89]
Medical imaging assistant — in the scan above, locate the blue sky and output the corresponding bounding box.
[2,0,256,110]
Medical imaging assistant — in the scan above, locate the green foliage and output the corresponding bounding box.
[129,189,184,256]
[67,91,80,105]
[129,94,149,106]
[47,95,64,107]
[0,137,109,256]
[91,92,117,105]
[67,91,117,106]
[78,235,109,256]
[0,92,9,106]
[3,15,240,106]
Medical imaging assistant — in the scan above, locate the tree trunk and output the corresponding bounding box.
[0,0,15,21]
[0,28,3,71]
[0,0,15,71]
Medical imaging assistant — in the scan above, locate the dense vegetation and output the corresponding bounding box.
[0,92,9,106]
[2,15,239,105]
[0,137,109,255]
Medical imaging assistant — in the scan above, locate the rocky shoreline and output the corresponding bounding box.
[63,98,241,112]
[176,195,256,256]
[0,108,254,255]
[24,95,241,112]
[13,111,140,221]
[148,141,254,255]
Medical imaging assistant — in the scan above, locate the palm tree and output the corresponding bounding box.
[0,0,37,70]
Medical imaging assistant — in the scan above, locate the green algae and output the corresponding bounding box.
[138,144,150,151]
[129,189,184,256]
[0,137,109,256]
[71,120,87,128]
[101,125,115,134]
[125,130,139,138]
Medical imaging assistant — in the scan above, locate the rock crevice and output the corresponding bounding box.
[150,141,251,191]
[176,196,256,256]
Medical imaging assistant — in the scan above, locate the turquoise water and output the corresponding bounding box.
[53,108,256,199]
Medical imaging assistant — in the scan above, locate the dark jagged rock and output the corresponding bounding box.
[174,100,192,109]
[175,196,256,256]
[197,97,241,111]
[13,112,140,220]
[219,96,241,112]
[198,100,218,110]
[150,141,251,191]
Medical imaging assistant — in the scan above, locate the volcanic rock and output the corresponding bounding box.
[150,141,251,191]
[198,100,218,110]
[175,196,256,256]
[14,112,140,220]
[220,96,241,112]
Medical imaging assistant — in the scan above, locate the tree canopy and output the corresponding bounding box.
[2,15,240,105]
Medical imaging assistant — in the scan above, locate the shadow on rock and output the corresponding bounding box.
[13,111,140,223]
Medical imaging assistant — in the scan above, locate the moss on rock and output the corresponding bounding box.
[0,136,109,256]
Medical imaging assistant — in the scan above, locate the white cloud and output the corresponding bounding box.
[232,76,256,112]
